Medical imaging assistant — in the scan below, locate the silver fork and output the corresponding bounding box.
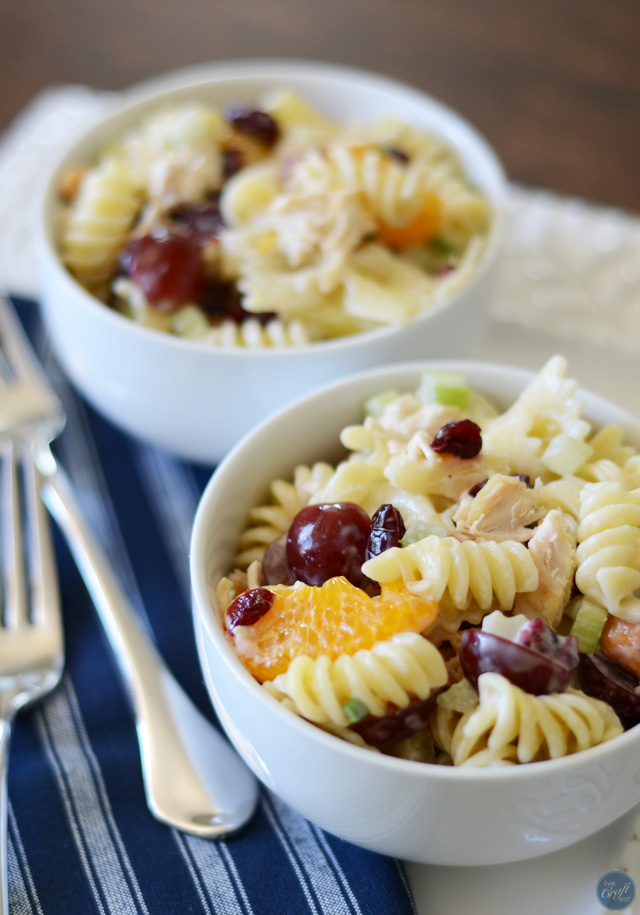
[0,321,64,914]
[0,295,258,847]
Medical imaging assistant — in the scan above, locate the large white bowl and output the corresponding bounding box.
[190,359,640,866]
[33,59,506,465]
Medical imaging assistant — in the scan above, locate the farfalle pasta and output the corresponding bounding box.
[57,90,491,346]
[216,355,640,767]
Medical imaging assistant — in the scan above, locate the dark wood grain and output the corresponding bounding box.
[2,0,640,210]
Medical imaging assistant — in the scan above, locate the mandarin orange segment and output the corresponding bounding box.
[376,191,441,250]
[230,575,438,682]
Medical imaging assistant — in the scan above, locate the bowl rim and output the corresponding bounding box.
[190,356,640,781]
[33,56,507,359]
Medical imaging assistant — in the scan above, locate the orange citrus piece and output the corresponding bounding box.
[376,191,441,249]
[229,576,438,682]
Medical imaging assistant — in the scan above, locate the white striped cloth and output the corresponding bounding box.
[8,297,416,915]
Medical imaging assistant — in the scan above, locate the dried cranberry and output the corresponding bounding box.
[200,280,276,326]
[367,504,406,559]
[430,420,482,459]
[169,200,224,240]
[384,147,410,164]
[435,264,456,277]
[468,478,488,497]
[351,692,440,746]
[119,233,204,309]
[226,588,274,631]
[222,148,245,181]
[225,106,280,147]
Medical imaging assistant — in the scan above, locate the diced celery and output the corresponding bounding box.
[364,389,399,418]
[342,698,370,723]
[569,597,609,654]
[417,371,470,409]
[400,521,449,546]
[437,679,478,713]
[172,305,210,339]
[427,235,454,257]
[542,434,594,476]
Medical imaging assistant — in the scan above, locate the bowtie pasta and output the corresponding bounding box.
[216,355,640,767]
[57,90,491,346]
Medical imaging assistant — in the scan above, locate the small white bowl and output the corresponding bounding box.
[190,359,640,866]
[33,59,506,464]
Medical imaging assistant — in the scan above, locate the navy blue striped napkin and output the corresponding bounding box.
[8,297,417,915]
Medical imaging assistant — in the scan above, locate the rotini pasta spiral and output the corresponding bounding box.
[292,141,490,243]
[234,462,336,568]
[204,317,313,347]
[61,158,141,287]
[361,535,539,612]
[481,355,591,479]
[534,476,585,523]
[575,481,640,620]
[446,673,622,766]
[264,631,447,728]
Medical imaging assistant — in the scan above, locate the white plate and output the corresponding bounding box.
[407,803,640,915]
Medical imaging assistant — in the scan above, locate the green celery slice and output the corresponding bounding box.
[342,698,370,723]
[364,389,399,418]
[417,371,470,409]
[569,597,609,654]
[401,521,449,546]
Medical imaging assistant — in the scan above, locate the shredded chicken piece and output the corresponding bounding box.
[513,510,577,626]
[453,474,544,542]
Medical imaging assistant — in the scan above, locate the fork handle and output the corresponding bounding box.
[39,461,258,839]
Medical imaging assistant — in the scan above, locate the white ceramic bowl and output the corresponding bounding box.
[190,359,640,866]
[33,59,506,465]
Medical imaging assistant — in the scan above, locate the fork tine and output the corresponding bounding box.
[0,441,28,629]
[21,442,61,629]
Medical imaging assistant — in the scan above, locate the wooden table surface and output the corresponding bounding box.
[2,0,640,212]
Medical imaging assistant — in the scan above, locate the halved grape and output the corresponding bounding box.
[460,627,578,695]
[224,106,280,146]
[262,536,292,585]
[578,653,640,726]
[286,502,371,589]
[119,233,204,309]
[350,692,441,746]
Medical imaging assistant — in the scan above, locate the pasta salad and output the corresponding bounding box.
[216,356,640,767]
[57,90,491,347]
